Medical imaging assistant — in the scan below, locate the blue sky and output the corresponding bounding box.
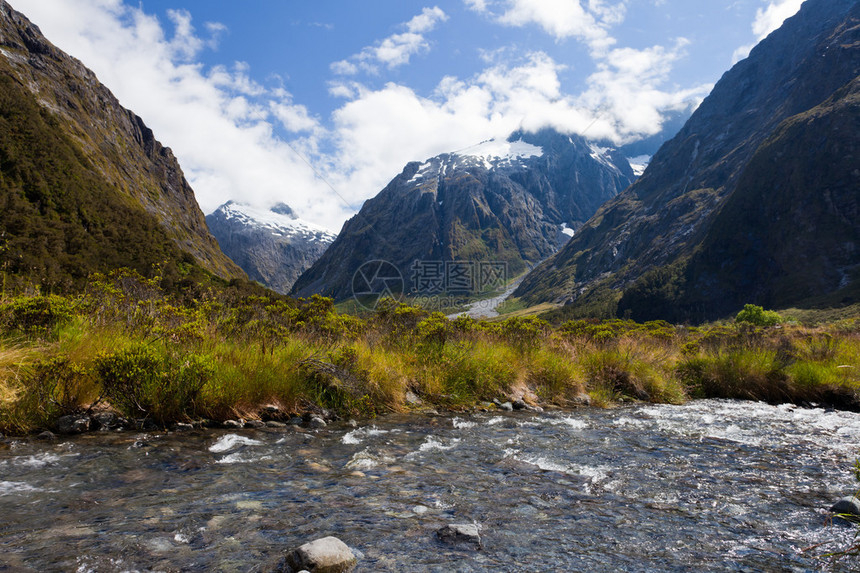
[12,0,803,230]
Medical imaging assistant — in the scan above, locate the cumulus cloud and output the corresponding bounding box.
[579,39,709,139]
[10,0,706,232]
[331,6,448,75]
[467,0,627,54]
[733,0,803,62]
[11,0,354,229]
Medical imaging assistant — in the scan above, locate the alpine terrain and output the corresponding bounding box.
[206,202,336,294]
[516,0,860,323]
[0,2,244,291]
[292,129,635,301]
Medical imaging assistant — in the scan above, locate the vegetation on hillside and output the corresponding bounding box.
[0,71,217,293]
[1,269,858,435]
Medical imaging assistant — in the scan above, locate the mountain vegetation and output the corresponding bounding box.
[0,3,244,293]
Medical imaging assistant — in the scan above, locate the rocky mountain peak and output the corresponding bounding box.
[291,127,635,301]
[206,202,336,294]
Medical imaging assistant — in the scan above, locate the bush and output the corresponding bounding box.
[0,295,76,339]
[736,304,783,327]
[95,345,210,425]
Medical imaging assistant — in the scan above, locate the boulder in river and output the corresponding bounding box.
[92,412,125,431]
[830,496,860,524]
[57,414,90,434]
[436,523,482,549]
[281,536,357,572]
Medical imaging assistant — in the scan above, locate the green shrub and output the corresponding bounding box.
[736,304,783,327]
[94,345,210,425]
[0,295,76,339]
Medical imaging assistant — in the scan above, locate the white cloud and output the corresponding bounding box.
[10,0,706,232]
[580,40,709,139]
[732,0,803,62]
[464,0,490,11]
[11,0,353,229]
[469,0,627,54]
[751,0,804,38]
[331,6,449,75]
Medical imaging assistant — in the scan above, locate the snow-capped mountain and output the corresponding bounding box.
[206,202,336,294]
[292,128,635,300]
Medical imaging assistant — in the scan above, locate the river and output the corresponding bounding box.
[1,399,859,571]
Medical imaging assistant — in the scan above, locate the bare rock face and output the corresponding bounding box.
[0,2,244,283]
[206,202,336,294]
[292,128,635,301]
[516,0,860,322]
[281,536,357,573]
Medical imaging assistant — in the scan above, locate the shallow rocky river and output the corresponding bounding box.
[1,399,859,572]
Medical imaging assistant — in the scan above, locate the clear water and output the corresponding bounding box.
[1,399,859,572]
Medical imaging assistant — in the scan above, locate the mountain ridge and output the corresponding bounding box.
[291,128,635,301]
[0,1,244,289]
[516,0,860,322]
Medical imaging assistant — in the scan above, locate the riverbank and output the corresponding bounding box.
[1,270,859,436]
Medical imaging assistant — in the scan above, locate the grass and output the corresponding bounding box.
[0,270,858,434]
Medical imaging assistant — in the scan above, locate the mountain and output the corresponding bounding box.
[206,202,336,294]
[516,0,860,322]
[291,129,635,301]
[0,2,244,291]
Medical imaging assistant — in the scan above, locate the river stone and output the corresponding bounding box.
[57,414,90,434]
[36,430,56,440]
[222,420,243,429]
[499,402,514,412]
[830,496,860,523]
[266,421,287,428]
[92,412,124,431]
[436,523,482,549]
[244,420,266,429]
[307,416,327,429]
[283,536,357,573]
[405,390,423,405]
[512,399,527,410]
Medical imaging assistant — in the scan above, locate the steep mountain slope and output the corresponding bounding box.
[291,129,634,301]
[206,202,336,294]
[0,2,243,290]
[516,0,860,322]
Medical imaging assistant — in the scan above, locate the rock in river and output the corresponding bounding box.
[279,536,357,572]
[830,496,860,524]
[436,523,482,549]
[57,414,90,435]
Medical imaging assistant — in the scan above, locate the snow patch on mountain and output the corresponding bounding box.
[627,155,651,177]
[216,202,336,243]
[560,223,575,238]
[588,144,622,174]
[456,138,543,165]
